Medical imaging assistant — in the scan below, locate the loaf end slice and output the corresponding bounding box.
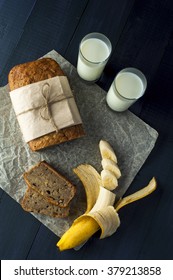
[21,187,70,218]
[23,161,76,207]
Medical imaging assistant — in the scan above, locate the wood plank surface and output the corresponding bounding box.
[0,192,40,259]
[0,0,37,77]
[0,0,88,86]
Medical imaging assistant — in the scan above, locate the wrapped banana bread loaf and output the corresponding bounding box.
[8,58,85,151]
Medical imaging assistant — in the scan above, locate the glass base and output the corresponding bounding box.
[77,72,101,84]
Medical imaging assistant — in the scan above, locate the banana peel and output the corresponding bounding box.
[88,206,120,239]
[115,177,157,211]
[73,164,101,213]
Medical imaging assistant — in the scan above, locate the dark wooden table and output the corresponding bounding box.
[0,0,173,260]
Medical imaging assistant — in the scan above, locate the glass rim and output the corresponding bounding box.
[79,32,112,64]
[114,67,147,101]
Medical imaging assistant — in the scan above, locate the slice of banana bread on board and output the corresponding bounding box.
[23,161,76,208]
[21,187,70,218]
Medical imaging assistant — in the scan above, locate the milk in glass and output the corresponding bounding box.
[77,33,111,82]
[106,68,147,112]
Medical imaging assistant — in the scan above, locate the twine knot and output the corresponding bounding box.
[40,82,59,132]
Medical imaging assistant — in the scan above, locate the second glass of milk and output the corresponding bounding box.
[77,33,112,82]
[106,68,147,112]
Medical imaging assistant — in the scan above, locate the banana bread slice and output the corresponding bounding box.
[23,161,76,207]
[21,187,70,218]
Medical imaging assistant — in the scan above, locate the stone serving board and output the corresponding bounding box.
[0,50,158,237]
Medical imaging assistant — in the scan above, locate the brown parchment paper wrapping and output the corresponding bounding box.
[0,50,158,237]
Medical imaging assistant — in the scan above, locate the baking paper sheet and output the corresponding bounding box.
[0,50,158,237]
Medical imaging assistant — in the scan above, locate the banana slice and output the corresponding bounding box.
[101,169,118,190]
[101,158,121,179]
[99,140,117,163]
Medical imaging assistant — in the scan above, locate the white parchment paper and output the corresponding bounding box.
[0,50,158,237]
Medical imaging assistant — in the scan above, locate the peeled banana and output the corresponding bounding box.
[89,186,116,213]
[57,189,119,251]
[57,139,157,252]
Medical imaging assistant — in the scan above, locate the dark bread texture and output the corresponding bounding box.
[21,187,70,218]
[23,161,76,208]
[8,58,85,151]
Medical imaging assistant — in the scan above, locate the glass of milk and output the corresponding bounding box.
[77,33,112,82]
[106,68,147,112]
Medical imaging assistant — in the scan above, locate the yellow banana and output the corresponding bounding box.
[57,177,117,251]
[57,207,120,251]
[57,216,99,251]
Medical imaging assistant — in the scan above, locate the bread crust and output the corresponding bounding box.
[8,58,85,151]
[8,58,64,90]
